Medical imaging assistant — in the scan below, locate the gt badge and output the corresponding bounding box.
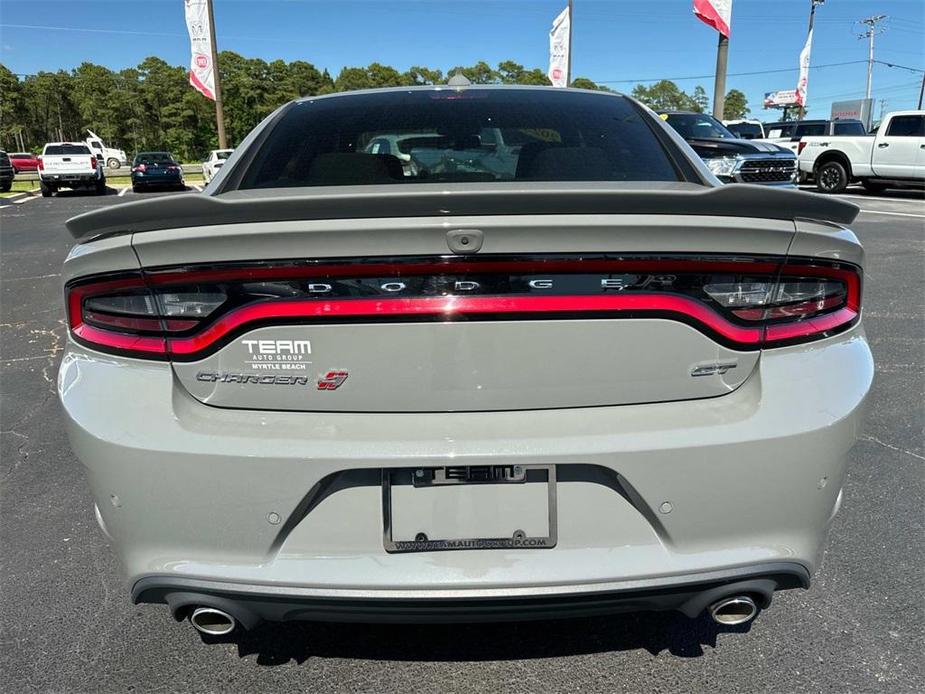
[317,371,349,390]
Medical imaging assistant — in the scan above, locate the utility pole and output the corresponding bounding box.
[857,15,887,101]
[566,0,573,87]
[206,0,227,149]
[918,72,924,109]
[712,32,729,119]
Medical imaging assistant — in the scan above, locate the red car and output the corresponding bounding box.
[10,152,40,173]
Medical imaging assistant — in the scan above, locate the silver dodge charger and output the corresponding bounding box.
[59,86,872,636]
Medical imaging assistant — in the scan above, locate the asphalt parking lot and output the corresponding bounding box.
[1,188,923,693]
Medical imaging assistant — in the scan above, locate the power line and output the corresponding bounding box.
[595,60,867,85]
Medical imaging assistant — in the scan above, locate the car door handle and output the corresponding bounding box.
[877,143,890,148]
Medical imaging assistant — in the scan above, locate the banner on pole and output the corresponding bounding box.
[693,0,733,38]
[548,6,571,88]
[185,0,215,100]
[795,28,813,107]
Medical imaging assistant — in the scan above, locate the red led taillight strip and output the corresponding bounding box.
[165,294,764,355]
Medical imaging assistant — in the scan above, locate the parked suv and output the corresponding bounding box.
[660,111,797,186]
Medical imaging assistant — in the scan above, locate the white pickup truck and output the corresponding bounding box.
[798,110,925,193]
[39,142,107,197]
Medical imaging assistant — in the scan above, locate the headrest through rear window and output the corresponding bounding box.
[520,147,613,180]
[306,153,404,185]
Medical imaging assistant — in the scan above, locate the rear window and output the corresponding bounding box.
[793,123,826,138]
[134,152,176,164]
[833,121,866,136]
[766,124,794,139]
[44,144,91,156]
[240,89,681,189]
[726,122,763,139]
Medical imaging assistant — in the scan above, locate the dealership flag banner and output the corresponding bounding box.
[185,0,215,100]
[693,0,733,37]
[548,5,571,88]
[795,28,813,107]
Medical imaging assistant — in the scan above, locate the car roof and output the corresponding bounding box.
[292,83,628,105]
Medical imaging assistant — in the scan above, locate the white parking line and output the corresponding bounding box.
[191,185,202,192]
[118,187,130,197]
[857,209,925,219]
[12,195,38,205]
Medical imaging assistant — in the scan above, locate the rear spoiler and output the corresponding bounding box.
[66,183,860,243]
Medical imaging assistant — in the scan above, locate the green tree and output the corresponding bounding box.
[448,61,497,85]
[692,85,709,113]
[0,64,24,149]
[723,89,749,119]
[496,60,550,86]
[334,63,408,92]
[631,80,700,112]
[571,77,613,92]
[405,66,444,86]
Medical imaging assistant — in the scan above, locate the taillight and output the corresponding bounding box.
[65,256,861,360]
[90,156,97,170]
[37,157,44,171]
[797,141,808,155]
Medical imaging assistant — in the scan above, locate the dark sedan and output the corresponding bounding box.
[131,152,185,192]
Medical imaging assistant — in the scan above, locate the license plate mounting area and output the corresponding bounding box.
[382,465,557,553]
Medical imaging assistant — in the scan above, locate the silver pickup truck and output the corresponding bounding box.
[39,142,107,197]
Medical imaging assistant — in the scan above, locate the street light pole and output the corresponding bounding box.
[206,0,227,149]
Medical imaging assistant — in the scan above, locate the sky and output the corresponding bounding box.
[0,0,923,120]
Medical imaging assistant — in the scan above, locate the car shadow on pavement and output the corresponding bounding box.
[200,611,752,666]
[50,188,121,197]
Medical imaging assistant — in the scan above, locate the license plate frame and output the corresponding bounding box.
[382,465,557,553]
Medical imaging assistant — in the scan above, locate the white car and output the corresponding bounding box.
[202,149,234,183]
[798,110,925,193]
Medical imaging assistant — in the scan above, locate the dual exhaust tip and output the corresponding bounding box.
[186,594,758,635]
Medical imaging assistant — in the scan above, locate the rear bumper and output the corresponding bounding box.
[41,173,101,184]
[134,563,809,625]
[60,325,872,612]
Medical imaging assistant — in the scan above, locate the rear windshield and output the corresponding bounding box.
[44,144,91,156]
[725,122,763,139]
[134,152,176,164]
[833,121,866,136]
[240,89,681,189]
[216,150,232,160]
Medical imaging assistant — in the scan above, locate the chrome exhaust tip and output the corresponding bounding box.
[709,595,758,626]
[189,607,237,636]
